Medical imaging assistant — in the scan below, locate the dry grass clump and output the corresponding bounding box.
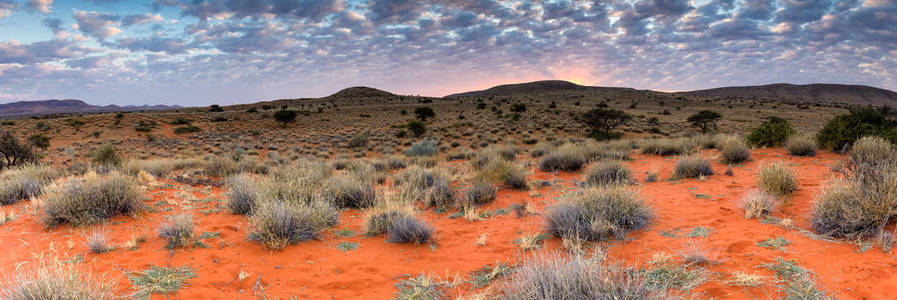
[0,259,112,299]
[423,177,455,208]
[225,173,259,215]
[257,162,332,205]
[740,190,778,219]
[394,166,456,208]
[545,186,651,242]
[364,200,416,236]
[476,159,528,189]
[364,198,433,244]
[0,164,61,205]
[718,136,751,164]
[86,230,111,254]
[812,136,897,239]
[585,160,632,187]
[248,200,338,250]
[673,156,714,179]
[641,137,694,156]
[42,172,143,227]
[530,142,555,158]
[404,139,438,157]
[324,174,377,208]
[785,136,817,157]
[582,140,632,161]
[691,134,719,149]
[500,253,653,299]
[158,213,195,249]
[758,162,797,196]
[123,158,204,178]
[463,181,497,206]
[386,214,434,244]
[539,144,586,172]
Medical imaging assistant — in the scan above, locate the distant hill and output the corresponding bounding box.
[0,99,181,118]
[446,80,897,107]
[680,83,897,106]
[445,80,639,98]
[327,87,395,99]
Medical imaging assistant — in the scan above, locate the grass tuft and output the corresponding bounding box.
[42,172,143,227]
[758,162,797,196]
[673,156,713,179]
[545,186,651,242]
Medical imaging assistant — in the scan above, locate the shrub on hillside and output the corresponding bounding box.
[673,156,714,179]
[42,173,143,227]
[816,107,897,151]
[585,160,632,186]
[758,162,797,196]
[545,186,651,241]
[404,139,438,157]
[746,117,795,147]
[785,136,817,156]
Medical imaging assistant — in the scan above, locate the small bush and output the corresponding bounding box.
[404,139,438,157]
[545,186,651,241]
[159,213,195,249]
[90,145,121,172]
[476,159,527,189]
[423,177,455,209]
[740,190,778,219]
[463,182,496,206]
[0,164,60,205]
[718,136,751,164]
[324,174,377,208]
[585,160,632,187]
[365,202,415,236]
[758,162,797,196]
[641,138,694,156]
[500,253,652,299]
[347,132,369,148]
[849,136,896,169]
[539,145,585,172]
[785,136,817,156]
[224,174,258,215]
[673,156,714,179]
[248,200,339,250]
[0,260,112,299]
[386,214,434,244]
[746,117,795,147]
[86,231,111,254]
[43,173,143,227]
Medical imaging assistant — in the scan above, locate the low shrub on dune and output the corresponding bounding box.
[673,156,714,179]
[757,162,797,196]
[42,172,143,227]
[718,136,751,164]
[545,186,651,242]
[539,144,586,172]
[585,160,632,187]
[785,136,817,157]
[248,200,338,250]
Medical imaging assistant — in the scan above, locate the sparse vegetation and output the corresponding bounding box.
[786,135,818,156]
[501,253,654,299]
[585,160,632,187]
[673,156,713,179]
[545,186,651,241]
[128,265,196,297]
[42,173,143,227]
[159,213,196,249]
[0,260,112,299]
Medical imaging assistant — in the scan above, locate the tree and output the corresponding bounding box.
[274,110,298,127]
[816,107,897,151]
[209,104,224,112]
[407,120,426,138]
[0,132,37,171]
[578,108,631,140]
[28,134,50,151]
[747,117,796,147]
[414,106,436,121]
[687,110,722,133]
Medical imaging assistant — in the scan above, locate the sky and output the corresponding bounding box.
[0,0,895,106]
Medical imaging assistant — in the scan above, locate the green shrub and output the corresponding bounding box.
[406,120,427,138]
[785,136,817,156]
[758,162,797,196]
[545,186,651,241]
[90,145,121,171]
[746,117,795,147]
[274,110,298,127]
[585,160,632,186]
[816,107,897,151]
[718,136,751,164]
[42,173,143,227]
[0,260,112,299]
[0,132,39,171]
[501,254,652,299]
[673,156,713,179]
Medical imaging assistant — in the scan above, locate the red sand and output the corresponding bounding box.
[1,148,895,299]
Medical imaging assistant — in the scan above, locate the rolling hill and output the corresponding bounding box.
[0,99,181,118]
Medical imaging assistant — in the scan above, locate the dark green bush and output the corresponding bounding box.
[816,107,897,151]
[746,117,795,147]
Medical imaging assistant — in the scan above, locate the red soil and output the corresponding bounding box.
[1,148,894,299]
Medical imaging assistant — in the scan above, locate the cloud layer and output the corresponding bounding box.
[0,0,895,105]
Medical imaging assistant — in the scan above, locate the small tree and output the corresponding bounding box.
[0,132,37,170]
[687,110,722,134]
[747,117,795,147]
[91,145,121,168]
[209,104,224,112]
[414,107,436,121]
[28,134,51,151]
[407,120,426,138]
[578,108,631,140]
[274,110,298,127]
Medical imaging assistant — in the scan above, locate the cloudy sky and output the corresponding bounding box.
[0,0,895,105]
